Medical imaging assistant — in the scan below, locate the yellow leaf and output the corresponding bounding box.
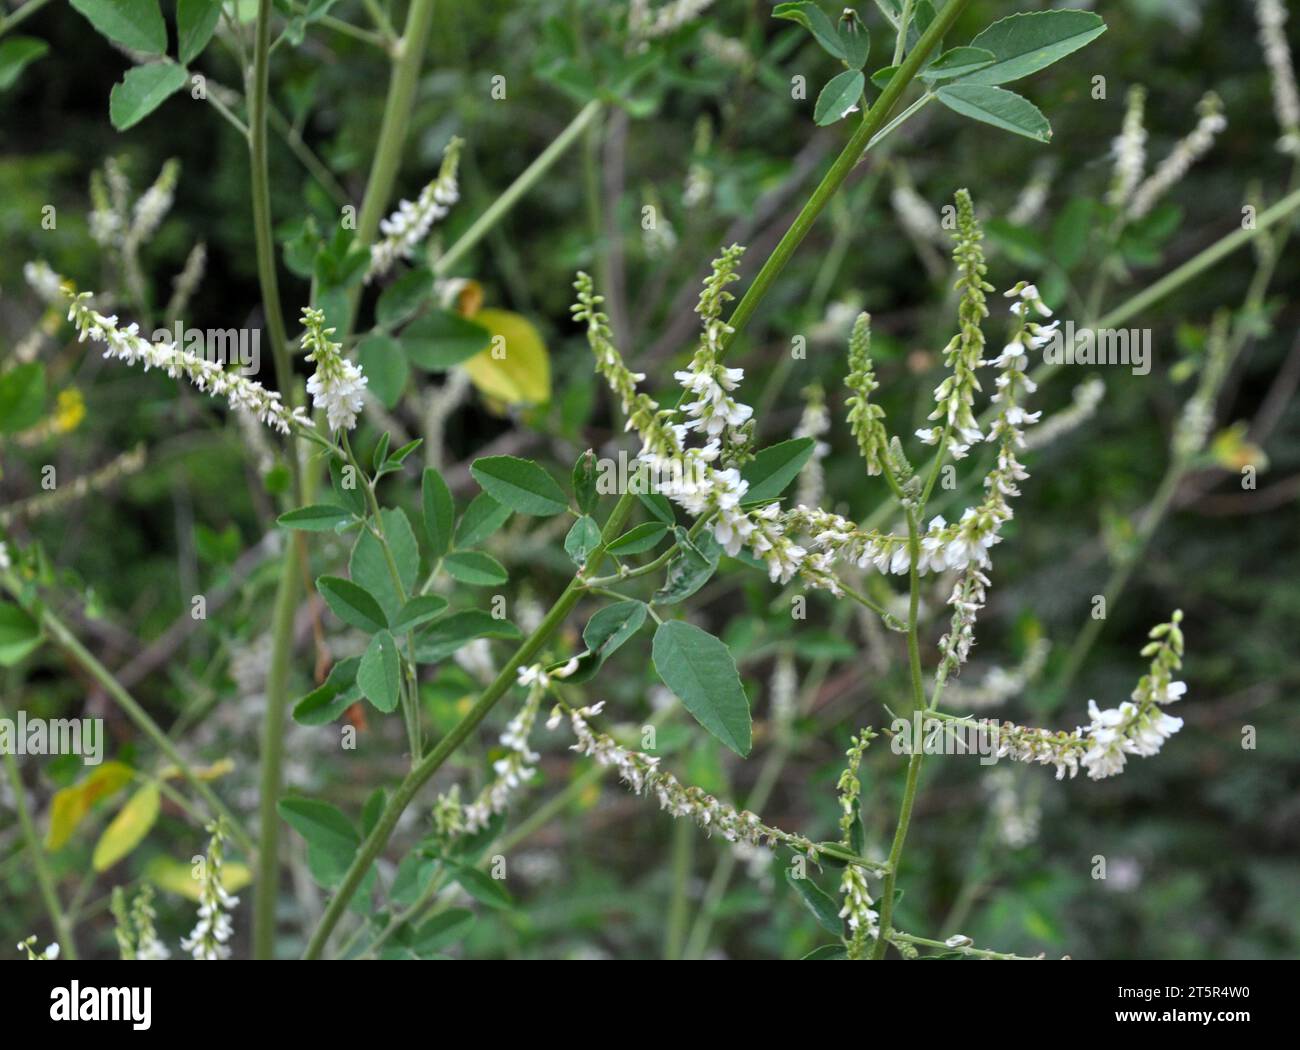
[461,309,551,407]
[92,783,161,871]
[45,760,134,850]
[145,855,251,902]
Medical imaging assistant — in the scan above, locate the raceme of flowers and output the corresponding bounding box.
[552,701,819,856]
[786,283,1051,585]
[63,284,312,435]
[572,261,819,591]
[301,307,367,432]
[836,729,879,956]
[916,189,992,458]
[112,884,170,961]
[1107,86,1147,210]
[462,681,545,834]
[1254,0,1300,156]
[366,136,463,281]
[956,612,1188,781]
[180,820,239,961]
[1127,92,1228,220]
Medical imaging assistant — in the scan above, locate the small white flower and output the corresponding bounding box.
[301,308,367,432]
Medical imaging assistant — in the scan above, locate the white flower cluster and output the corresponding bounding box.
[1255,0,1300,155]
[0,541,10,571]
[65,288,311,435]
[553,701,815,853]
[835,729,879,956]
[301,307,367,432]
[788,282,1051,595]
[674,244,753,443]
[629,0,716,39]
[1107,86,1147,210]
[463,678,549,833]
[1128,93,1227,220]
[1023,376,1105,452]
[984,767,1040,848]
[367,137,463,281]
[840,863,879,942]
[793,384,831,506]
[890,182,944,245]
[916,189,993,458]
[112,884,170,960]
[23,260,64,304]
[515,658,579,691]
[844,313,890,476]
[181,820,239,961]
[574,266,817,589]
[128,159,179,249]
[981,612,1187,781]
[1008,158,1055,226]
[88,157,129,248]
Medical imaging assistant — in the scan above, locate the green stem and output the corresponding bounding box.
[248,0,295,412]
[1,701,77,960]
[247,0,310,962]
[870,508,927,959]
[890,931,1036,960]
[353,0,439,254]
[252,533,304,958]
[892,0,917,66]
[433,100,604,277]
[0,0,51,37]
[724,1,972,355]
[664,818,694,960]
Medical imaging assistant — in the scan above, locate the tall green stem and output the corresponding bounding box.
[247,0,310,961]
[249,0,294,406]
[870,508,928,958]
[353,0,439,253]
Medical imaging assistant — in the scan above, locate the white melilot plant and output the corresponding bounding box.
[366,138,464,282]
[15,0,1283,966]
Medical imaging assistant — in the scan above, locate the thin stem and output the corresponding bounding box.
[892,0,917,66]
[353,0,439,254]
[0,0,51,37]
[722,0,972,354]
[247,0,310,962]
[889,931,1038,960]
[870,508,927,959]
[663,818,694,960]
[361,0,397,42]
[1,702,77,960]
[433,100,604,277]
[253,531,304,958]
[248,0,295,417]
